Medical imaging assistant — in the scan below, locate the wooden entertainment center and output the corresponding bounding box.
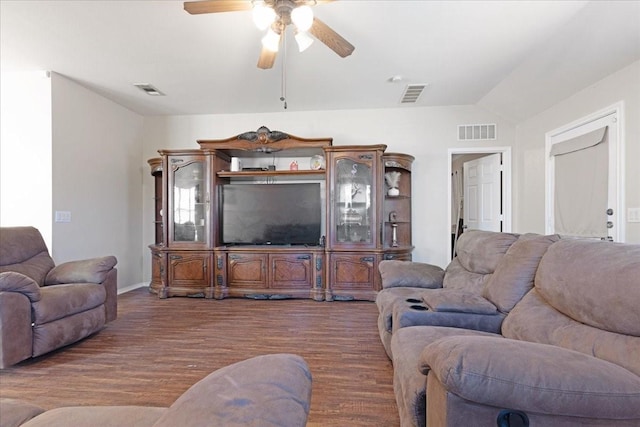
[148,127,413,301]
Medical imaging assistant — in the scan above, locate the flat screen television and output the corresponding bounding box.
[221,183,322,246]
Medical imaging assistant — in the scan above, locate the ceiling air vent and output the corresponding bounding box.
[458,124,497,141]
[400,84,427,104]
[134,83,165,96]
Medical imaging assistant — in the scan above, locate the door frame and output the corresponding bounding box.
[545,101,625,242]
[447,147,512,262]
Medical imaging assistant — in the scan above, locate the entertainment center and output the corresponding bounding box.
[147,127,414,301]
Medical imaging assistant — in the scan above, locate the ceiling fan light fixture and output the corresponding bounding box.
[262,27,281,52]
[295,30,314,52]
[291,5,313,32]
[252,2,276,30]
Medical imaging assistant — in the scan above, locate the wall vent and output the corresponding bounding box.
[400,84,428,104]
[457,124,497,140]
[134,83,165,96]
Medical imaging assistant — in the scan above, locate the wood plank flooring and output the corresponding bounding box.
[0,288,399,426]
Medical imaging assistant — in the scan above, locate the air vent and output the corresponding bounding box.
[400,84,428,104]
[457,124,497,140]
[134,83,165,96]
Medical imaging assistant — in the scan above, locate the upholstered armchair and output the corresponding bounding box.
[0,227,117,368]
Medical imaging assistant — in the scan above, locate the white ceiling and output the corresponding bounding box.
[2,1,639,122]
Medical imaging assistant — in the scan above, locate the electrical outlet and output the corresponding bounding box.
[55,211,71,223]
[628,208,640,223]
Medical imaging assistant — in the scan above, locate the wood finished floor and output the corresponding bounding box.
[0,288,399,426]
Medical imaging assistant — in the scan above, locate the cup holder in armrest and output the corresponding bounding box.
[409,304,429,311]
[405,298,422,303]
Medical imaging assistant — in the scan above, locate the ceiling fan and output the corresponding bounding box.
[184,0,355,69]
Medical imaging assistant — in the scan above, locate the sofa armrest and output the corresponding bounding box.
[45,256,117,285]
[379,260,444,289]
[153,354,312,427]
[420,336,640,420]
[0,272,41,302]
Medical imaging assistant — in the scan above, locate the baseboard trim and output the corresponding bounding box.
[118,282,148,295]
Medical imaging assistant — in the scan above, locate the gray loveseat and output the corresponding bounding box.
[380,235,640,426]
[0,226,117,368]
[0,353,312,427]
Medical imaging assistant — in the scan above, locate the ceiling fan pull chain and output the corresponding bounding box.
[281,29,287,110]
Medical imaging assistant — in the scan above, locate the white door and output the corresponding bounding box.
[463,153,502,232]
[546,107,622,241]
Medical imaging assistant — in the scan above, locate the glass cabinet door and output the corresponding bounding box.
[333,157,374,246]
[171,158,207,245]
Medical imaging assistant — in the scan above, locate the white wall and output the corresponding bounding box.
[141,106,516,280]
[51,73,144,287]
[515,60,640,243]
[0,71,53,247]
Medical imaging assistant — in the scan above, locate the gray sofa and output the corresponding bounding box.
[0,226,117,368]
[376,230,558,359]
[0,353,312,427]
[380,235,640,426]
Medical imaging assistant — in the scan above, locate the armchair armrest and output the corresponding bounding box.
[379,260,444,289]
[420,336,640,420]
[0,272,41,302]
[45,256,117,285]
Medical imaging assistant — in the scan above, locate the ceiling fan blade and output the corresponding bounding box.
[309,17,355,58]
[257,46,278,69]
[184,1,252,15]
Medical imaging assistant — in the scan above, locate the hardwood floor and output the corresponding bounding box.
[0,288,399,426]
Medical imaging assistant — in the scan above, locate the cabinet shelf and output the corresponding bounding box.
[217,170,325,178]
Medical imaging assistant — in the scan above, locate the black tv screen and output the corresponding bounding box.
[221,183,322,246]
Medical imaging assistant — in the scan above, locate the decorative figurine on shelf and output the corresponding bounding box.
[385,171,401,196]
[290,161,298,171]
[390,211,399,247]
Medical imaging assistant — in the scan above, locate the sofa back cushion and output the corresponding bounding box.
[0,227,54,286]
[536,239,640,336]
[482,233,559,313]
[443,230,519,293]
[502,239,640,376]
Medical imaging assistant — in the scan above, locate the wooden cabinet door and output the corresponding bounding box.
[330,253,379,291]
[167,252,211,289]
[270,253,313,289]
[227,253,268,288]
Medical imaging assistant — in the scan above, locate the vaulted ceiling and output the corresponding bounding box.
[2,1,639,122]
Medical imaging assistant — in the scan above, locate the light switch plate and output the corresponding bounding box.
[628,208,640,223]
[55,211,71,223]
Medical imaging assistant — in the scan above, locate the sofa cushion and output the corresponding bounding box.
[453,230,519,275]
[421,289,497,314]
[32,283,106,324]
[20,406,166,427]
[45,256,118,285]
[482,233,559,313]
[153,353,312,427]
[0,398,45,427]
[535,239,640,336]
[379,260,444,289]
[502,289,640,377]
[0,252,55,287]
[0,227,54,286]
[421,335,640,419]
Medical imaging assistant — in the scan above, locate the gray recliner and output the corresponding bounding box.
[0,226,117,368]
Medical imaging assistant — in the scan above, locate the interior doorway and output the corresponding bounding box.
[448,147,512,261]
